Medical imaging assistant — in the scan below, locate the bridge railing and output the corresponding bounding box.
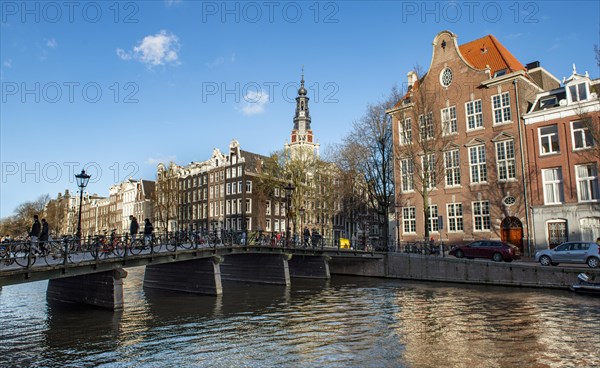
[0,230,379,271]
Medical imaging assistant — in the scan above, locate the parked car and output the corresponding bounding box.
[535,242,600,268]
[449,240,521,262]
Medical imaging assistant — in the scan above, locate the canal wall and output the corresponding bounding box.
[329,253,600,289]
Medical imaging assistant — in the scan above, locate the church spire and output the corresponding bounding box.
[285,68,319,159]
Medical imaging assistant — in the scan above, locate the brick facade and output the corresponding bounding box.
[388,30,548,254]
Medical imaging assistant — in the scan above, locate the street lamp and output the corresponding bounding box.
[75,169,91,239]
[284,182,295,247]
[299,206,305,246]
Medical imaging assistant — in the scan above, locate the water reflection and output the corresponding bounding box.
[1,268,600,367]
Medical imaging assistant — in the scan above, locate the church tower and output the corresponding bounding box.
[285,69,320,160]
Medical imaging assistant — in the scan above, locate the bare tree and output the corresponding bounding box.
[388,67,453,242]
[341,88,400,249]
[574,98,600,161]
[0,195,50,238]
[154,163,180,234]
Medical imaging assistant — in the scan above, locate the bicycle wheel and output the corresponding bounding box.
[129,239,144,255]
[0,245,14,267]
[42,240,63,266]
[180,237,193,250]
[14,244,35,267]
[166,236,177,252]
[75,241,94,263]
[113,241,125,257]
[151,236,162,253]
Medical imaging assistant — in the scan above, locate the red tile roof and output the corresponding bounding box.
[458,34,525,75]
[392,34,525,109]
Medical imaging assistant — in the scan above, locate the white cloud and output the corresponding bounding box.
[146,156,177,165]
[3,59,12,68]
[206,53,236,68]
[46,38,57,48]
[116,48,131,60]
[239,90,269,115]
[117,30,180,67]
[206,56,225,68]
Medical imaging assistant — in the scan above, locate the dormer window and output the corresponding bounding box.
[540,96,557,109]
[568,82,588,102]
[493,69,507,78]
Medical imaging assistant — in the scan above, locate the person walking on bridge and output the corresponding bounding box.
[144,218,153,246]
[39,219,49,253]
[29,215,41,252]
[129,216,139,244]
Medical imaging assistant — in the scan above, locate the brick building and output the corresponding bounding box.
[388,30,555,255]
[156,139,287,236]
[523,66,600,249]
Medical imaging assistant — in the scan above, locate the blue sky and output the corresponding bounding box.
[1,0,599,218]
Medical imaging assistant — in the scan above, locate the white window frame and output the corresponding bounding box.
[446,203,463,232]
[441,106,457,135]
[542,168,563,205]
[401,158,414,192]
[568,82,589,103]
[266,200,271,215]
[472,200,491,231]
[421,154,436,189]
[398,118,412,145]
[576,164,599,202]
[465,99,483,130]
[571,120,594,150]
[492,91,511,125]
[402,207,416,234]
[539,125,560,155]
[419,112,434,140]
[427,205,439,233]
[469,145,487,184]
[444,149,461,187]
[495,140,516,181]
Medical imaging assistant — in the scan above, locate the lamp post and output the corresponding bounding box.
[75,169,91,240]
[299,206,305,246]
[284,182,295,247]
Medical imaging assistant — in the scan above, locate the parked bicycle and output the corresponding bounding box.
[91,230,125,259]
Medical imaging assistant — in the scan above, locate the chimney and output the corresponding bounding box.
[407,71,418,87]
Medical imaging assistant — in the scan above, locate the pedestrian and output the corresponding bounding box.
[29,215,41,252]
[144,218,153,246]
[129,215,139,243]
[39,218,49,253]
[303,227,310,247]
[596,237,600,246]
[311,228,320,248]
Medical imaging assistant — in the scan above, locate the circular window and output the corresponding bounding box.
[503,196,516,206]
[440,67,453,87]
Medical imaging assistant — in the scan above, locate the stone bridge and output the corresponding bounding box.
[0,243,383,310]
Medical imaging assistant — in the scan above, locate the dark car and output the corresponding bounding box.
[534,242,600,268]
[449,240,521,262]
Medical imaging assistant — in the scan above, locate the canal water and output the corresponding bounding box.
[1,267,599,368]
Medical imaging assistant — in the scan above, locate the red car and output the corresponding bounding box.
[449,240,521,262]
